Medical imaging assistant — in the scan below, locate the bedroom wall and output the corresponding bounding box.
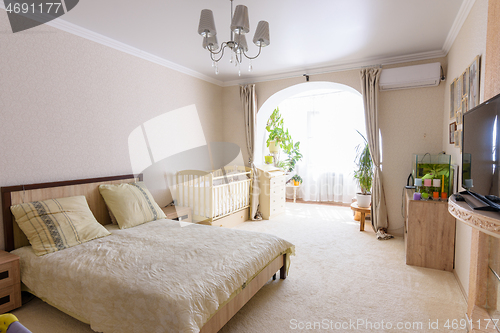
[0,12,224,250]
[441,0,488,298]
[222,59,446,235]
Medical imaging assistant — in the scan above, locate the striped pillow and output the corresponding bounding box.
[98,182,166,229]
[10,196,111,256]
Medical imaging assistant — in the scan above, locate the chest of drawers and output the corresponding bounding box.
[257,166,286,219]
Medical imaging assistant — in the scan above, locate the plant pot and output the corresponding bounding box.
[264,155,273,164]
[293,180,299,186]
[268,140,279,153]
[356,193,371,208]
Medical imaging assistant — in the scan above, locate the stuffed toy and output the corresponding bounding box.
[0,314,31,333]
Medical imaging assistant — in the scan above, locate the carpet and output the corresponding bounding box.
[12,203,467,332]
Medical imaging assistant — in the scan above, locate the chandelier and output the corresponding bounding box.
[197,0,270,76]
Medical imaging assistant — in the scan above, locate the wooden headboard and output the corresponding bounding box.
[1,174,142,252]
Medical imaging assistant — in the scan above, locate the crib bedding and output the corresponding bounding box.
[13,219,294,333]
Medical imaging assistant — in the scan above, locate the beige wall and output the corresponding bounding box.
[222,60,446,235]
[379,58,447,235]
[441,0,488,297]
[0,12,223,250]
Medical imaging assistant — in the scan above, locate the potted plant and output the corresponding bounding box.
[353,131,373,208]
[266,107,303,170]
[266,108,293,163]
[291,174,303,186]
[279,141,303,173]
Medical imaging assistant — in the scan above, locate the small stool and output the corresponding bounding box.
[350,202,371,231]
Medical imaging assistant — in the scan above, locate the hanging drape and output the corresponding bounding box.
[359,68,390,236]
[240,84,262,220]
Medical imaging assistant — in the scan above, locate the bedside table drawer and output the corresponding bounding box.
[0,284,21,314]
[0,261,19,290]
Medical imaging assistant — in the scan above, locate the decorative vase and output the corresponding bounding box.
[264,155,273,164]
[356,193,371,208]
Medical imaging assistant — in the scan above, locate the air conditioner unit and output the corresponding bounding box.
[379,62,441,91]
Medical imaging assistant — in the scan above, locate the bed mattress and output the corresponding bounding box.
[12,220,294,333]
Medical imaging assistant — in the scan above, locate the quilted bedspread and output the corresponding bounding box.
[12,220,294,333]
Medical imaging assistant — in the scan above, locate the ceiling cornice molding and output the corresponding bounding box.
[442,0,476,54]
[223,49,447,87]
[47,18,225,86]
[0,5,224,87]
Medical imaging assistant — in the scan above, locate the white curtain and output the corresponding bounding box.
[240,84,262,220]
[279,89,366,204]
[360,68,389,233]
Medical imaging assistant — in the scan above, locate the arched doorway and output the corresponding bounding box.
[257,82,365,204]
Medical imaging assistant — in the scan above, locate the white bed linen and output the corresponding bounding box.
[13,220,294,333]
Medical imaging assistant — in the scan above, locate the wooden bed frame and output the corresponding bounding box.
[1,174,287,333]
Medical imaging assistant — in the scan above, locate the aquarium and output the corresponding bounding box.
[412,154,453,199]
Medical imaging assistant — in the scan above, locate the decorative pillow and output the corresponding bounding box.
[10,196,110,256]
[98,182,166,229]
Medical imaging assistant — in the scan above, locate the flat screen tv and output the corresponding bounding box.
[462,92,500,210]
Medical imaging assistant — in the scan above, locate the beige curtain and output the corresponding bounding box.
[359,68,389,235]
[240,84,262,220]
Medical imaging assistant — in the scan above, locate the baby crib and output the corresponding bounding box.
[175,166,253,223]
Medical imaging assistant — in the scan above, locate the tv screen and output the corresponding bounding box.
[462,92,500,198]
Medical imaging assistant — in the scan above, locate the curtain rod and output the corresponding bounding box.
[238,64,382,86]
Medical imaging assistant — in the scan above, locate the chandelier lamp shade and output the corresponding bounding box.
[197,0,270,76]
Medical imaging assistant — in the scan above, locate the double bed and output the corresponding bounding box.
[1,174,294,333]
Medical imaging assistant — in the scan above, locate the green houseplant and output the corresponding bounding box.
[265,107,302,171]
[353,131,373,208]
[266,107,291,153]
[280,142,303,173]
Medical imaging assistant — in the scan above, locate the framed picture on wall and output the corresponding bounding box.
[461,98,468,118]
[449,122,457,144]
[456,76,462,112]
[461,69,469,100]
[455,129,462,150]
[450,79,456,119]
[456,111,463,125]
[469,55,480,110]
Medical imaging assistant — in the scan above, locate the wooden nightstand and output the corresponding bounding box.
[0,251,21,313]
[162,206,192,222]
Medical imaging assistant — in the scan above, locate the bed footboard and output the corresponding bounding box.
[200,253,286,333]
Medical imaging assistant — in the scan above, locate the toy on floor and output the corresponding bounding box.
[0,314,31,333]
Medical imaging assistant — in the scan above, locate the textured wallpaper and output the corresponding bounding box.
[441,0,488,298]
[0,11,223,250]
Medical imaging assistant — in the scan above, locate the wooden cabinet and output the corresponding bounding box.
[257,166,286,220]
[405,199,456,272]
[0,251,21,314]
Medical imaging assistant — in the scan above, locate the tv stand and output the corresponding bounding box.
[448,197,500,331]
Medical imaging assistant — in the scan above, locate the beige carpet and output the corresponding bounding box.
[12,203,467,332]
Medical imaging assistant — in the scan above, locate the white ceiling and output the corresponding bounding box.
[56,0,470,85]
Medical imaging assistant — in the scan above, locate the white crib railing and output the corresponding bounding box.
[176,166,252,223]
